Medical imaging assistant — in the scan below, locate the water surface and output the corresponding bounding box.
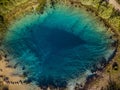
[3,5,114,87]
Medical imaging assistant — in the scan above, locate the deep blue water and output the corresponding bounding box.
[3,5,114,87]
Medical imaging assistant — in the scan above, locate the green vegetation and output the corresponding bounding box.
[80,0,120,32]
[0,0,46,40]
[36,0,46,13]
[0,0,29,40]
[0,0,28,14]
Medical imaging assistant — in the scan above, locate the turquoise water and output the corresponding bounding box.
[3,5,114,87]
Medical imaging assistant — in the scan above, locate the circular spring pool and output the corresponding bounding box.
[3,5,115,87]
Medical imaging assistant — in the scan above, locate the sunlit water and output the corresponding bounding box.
[3,5,115,87]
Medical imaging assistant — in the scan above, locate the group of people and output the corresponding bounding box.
[0,50,25,86]
[5,80,24,85]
